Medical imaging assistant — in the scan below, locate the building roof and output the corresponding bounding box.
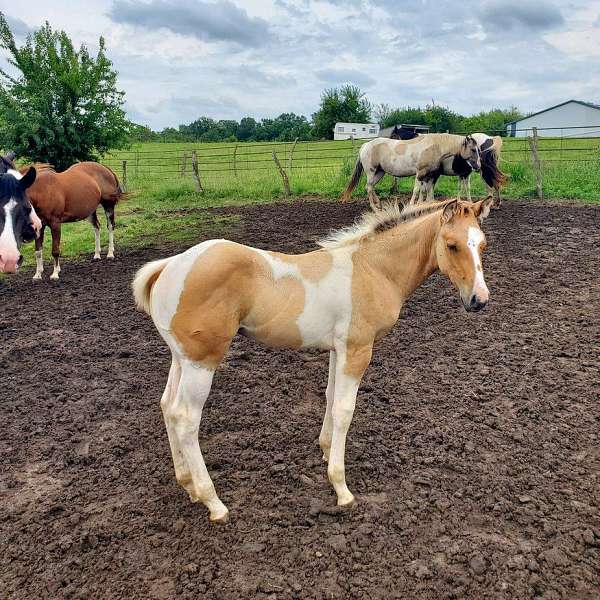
[506,100,600,125]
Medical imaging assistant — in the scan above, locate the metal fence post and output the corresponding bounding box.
[527,127,543,200]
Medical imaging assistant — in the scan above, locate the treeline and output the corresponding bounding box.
[376,104,524,135]
[130,113,313,143]
[129,85,525,144]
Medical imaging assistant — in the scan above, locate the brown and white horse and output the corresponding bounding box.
[20,162,125,280]
[133,197,494,523]
[341,134,481,210]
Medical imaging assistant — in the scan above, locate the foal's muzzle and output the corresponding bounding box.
[464,294,488,312]
[468,159,481,172]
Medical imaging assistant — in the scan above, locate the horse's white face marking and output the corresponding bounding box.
[467,226,488,301]
[0,199,20,273]
[7,169,22,180]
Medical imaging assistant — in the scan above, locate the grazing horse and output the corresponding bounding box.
[341,134,481,210]
[411,133,506,208]
[20,162,125,280]
[133,196,494,523]
[0,167,37,273]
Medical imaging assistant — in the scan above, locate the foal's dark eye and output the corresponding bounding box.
[447,243,457,251]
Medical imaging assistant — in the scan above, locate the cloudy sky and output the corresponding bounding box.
[2,0,599,129]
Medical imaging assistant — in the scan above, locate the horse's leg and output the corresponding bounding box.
[33,224,46,280]
[366,168,385,210]
[49,223,61,280]
[410,177,420,204]
[102,203,116,259]
[160,356,195,494]
[166,359,229,523]
[466,175,472,201]
[327,343,372,507]
[88,211,101,260]
[425,179,435,202]
[319,350,337,462]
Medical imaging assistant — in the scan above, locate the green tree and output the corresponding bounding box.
[312,85,372,139]
[0,15,130,170]
[459,107,523,135]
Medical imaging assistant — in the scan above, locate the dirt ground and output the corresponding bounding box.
[1,198,599,599]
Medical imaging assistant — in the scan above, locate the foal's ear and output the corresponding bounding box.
[20,166,36,190]
[441,199,459,223]
[472,197,493,223]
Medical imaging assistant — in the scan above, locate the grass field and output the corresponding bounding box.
[14,135,600,273]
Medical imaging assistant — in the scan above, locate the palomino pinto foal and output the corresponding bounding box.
[133,197,493,523]
[0,167,37,274]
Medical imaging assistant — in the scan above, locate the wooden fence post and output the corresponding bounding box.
[272,151,290,197]
[121,160,127,191]
[180,152,188,177]
[191,151,203,192]
[528,127,543,200]
[288,137,298,171]
[233,144,238,177]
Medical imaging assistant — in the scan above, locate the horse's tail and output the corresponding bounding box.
[104,165,133,203]
[341,156,364,202]
[132,257,172,315]
[480,136,507,190]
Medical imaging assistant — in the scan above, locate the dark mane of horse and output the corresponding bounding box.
[480,149,507,189]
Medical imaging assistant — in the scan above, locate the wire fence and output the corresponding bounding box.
[101,126,600,199]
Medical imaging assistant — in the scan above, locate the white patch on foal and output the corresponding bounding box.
[467,226,488,298]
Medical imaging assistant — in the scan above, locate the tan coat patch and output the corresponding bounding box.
[267,250,333,282]
[171,244,310,367]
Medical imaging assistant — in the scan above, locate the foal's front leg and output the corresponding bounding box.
[327,344,372,507]
[49,222,62,280]
[319,351,336,462]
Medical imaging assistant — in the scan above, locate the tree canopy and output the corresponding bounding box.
[0,14,130,169]
[312,85,372,139]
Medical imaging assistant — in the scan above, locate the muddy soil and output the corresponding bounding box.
[1,198,599,599]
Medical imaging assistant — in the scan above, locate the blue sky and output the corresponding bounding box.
[2,0,599,129]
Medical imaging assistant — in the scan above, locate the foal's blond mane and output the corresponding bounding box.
[318,199,456,249]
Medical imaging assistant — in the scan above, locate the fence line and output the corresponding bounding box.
[101,126,600,198]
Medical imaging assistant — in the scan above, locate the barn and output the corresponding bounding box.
[333,122,379,140]
[506,99,600,137]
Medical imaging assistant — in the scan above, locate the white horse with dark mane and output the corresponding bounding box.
[341,133,481,210]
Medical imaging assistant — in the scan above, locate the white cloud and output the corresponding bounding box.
[1,0,598,129]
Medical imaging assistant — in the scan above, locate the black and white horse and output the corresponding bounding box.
[0,162,37,273]
[411,133,506,207]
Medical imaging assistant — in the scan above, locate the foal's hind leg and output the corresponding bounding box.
[160,357,194,493]
[165,359,229,523]
[102,203,116,259]
[88,211,102,259]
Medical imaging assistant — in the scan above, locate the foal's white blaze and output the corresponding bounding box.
[0,199,20,273]
[467,226,488,301]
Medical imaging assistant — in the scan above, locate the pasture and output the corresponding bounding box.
[1,198,599,599]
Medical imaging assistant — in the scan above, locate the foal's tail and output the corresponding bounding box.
[341,157,364,202]
[132,257,173,315]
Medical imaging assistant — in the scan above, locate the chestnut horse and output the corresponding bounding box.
[20,162,125,280]
[133,197,493,523]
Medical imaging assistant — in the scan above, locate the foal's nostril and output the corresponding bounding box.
[469,295,488,312]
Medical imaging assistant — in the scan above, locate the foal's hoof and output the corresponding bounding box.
[32,274,43,281]
[50,274,60,281]
[107,253,115,260]
[210,509,230,525]
[337,495,357,509]
[93,255,101,261]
